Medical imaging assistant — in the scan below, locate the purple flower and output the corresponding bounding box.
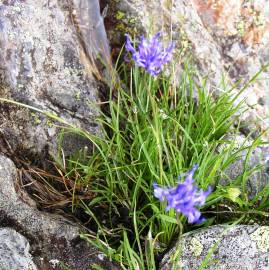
[153,165,211,224]
[125,33,174,76]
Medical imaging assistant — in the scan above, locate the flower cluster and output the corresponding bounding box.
[125,33,174,76]
[153,165,211,224]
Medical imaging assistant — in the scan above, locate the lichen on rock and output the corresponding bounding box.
[0,0,105,158]
[0,228,37,270]
[189,237,204,257]
[160,225,269,270]
[250,226,269,252]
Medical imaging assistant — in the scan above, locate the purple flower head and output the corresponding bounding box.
[125,33,174,76]
[153,165,211,224]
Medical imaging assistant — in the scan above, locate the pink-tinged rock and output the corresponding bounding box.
[194,0,243,36]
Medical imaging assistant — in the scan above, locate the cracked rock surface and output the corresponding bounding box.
[0,0,106,157]
[0,228,37,270]
[0,155,118,270]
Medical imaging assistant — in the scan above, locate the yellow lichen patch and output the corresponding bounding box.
[116,11,125,20]
[189,237,203,256]
[250,227,269,252]
[31,112,41,125]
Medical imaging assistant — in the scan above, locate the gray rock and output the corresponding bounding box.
[0,228,37,270]
[218,134,269,198]
[223,149,269,198]
[160,225,269,270]
[0,155,119,270]
[0,0,109,157]
[192,0,269,140]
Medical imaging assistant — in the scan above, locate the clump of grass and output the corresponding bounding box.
[1,43,268,269]
[54,59,268,269]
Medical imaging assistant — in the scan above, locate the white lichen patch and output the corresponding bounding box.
[189,237,203,256]
[250,226,269,252]
[97,253,105,261]
[49,259,60,268]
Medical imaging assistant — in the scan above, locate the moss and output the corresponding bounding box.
[74,91,81,101]
[129,18,136,24]
[189,237,203,257]
[115,23,138,37]
[113,7,137,37]
[91,263,106,270]
[46,120,53,128]
[116,11,125,20]
[115,22,124,31]
[178,29,191,55]
[59,262,74,270]
[31,112,41,125]
[237,20,245,36]
[250,227,269,252]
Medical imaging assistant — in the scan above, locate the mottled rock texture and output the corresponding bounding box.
[194,0,269,139]
[0,155,118,270]
[218,134,269,197]
[105,0,269,139]
[160,225,269,270]
[0,0,109,157]
[0,228,37,270]
[224,148,269,198]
